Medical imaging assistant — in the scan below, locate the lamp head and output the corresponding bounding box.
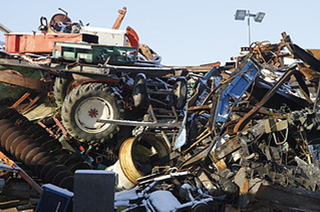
[235,10,247,21]
[254,12,266,23]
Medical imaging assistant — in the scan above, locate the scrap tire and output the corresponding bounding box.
[53,74,73,107]
[132,73,149,107]
[61,83,123,144]
[171,77,188,109]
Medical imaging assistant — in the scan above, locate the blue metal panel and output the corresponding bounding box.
[214,59,261,129]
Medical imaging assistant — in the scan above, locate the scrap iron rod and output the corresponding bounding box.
[97,119,181,128]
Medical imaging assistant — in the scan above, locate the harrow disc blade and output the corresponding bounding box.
[24,147,46,167]
[5,130,24,153]
[20,143,40,162]
[10,134,30,155]
[0,123,16,147]
[15,138,34,161]
[35,155,55,177]
[4,130,22,152]
[45,164,70,183]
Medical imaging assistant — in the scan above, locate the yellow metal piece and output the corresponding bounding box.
[118,134,171,185]
[307,154,312,165]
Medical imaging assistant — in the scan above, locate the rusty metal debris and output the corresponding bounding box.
[1,7,320,212]
[111,33,320,211]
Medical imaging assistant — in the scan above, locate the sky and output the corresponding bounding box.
[0,1,320,66]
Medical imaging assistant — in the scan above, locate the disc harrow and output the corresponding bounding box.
[0,108,91,191]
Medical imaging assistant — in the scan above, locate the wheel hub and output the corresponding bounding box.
[88,108,99,118]
[76,97,114,133]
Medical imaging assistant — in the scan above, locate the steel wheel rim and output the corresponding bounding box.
[75,97,114,133]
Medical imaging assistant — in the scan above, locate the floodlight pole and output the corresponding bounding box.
[235,9,265,47]
[246,10,257,46]
[247,10,251,46]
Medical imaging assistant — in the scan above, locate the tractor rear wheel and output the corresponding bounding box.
[61,83,123,143]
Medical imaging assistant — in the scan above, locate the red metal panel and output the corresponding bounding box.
[5,34,21,53]
[5,33,91,54]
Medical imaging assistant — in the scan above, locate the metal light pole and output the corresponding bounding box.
[247,10,251,46]
[235,10,266,46]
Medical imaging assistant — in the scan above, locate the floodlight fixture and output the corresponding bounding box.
[254,12,266,23]
[235,10,246,21]
[234,9,266,46]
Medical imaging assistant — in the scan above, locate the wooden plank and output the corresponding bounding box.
[0,70,45,90]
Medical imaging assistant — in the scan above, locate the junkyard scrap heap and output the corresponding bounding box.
[0,7,320,212]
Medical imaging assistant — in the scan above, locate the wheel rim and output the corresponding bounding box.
[75,97,115,133]
[119,134,171,184]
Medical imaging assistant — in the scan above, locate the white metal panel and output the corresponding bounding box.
[80,26,126,46]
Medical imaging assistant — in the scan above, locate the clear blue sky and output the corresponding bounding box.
[1,1,319,66]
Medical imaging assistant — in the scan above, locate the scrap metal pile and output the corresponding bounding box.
[1,7,320,212]
[113,33,320,211]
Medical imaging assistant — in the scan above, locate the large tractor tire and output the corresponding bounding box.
[53,74,73,107]
[61,83,123,143]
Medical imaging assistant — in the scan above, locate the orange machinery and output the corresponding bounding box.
[5,33,98,54]
[4,7,128,54]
